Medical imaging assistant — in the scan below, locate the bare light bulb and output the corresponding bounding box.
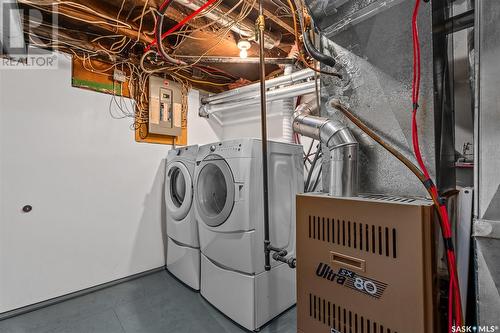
[239,48,248,59]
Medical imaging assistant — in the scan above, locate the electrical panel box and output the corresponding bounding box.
[149,76,182,137]
[296,193,440,333]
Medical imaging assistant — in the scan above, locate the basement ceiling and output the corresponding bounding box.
[17,0,300,91]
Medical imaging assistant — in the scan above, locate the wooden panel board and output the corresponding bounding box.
[72,57,187,146]
[135,126,187,146]
[71,57,131,97]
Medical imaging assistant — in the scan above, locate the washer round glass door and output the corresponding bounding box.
[195,157,235,227]
[165,161,193,221]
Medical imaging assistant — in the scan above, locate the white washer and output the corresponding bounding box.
[194,138,303,331]
[165,145,200,290]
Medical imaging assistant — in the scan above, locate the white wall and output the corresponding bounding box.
[0,54,219,313]
[187,90,220,144]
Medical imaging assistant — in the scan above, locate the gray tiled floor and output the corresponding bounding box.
[0,270,296,333]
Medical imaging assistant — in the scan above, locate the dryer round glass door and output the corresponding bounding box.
[165,161,193,220]
[195,158,235,227]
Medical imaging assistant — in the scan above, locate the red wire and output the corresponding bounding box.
[145,0,217,52]
[159,0,171,11]
[411,0,463,330]
[448,276,453,330]
[142,0,236,82]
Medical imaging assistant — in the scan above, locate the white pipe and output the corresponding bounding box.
[281,65,295,143]
[200,81,316,115]
[201,68,314,104]
[282,99,295,143]
[216,112,283,126]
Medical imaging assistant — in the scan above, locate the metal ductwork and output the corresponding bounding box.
[199,80,316,116]
[199,69,315,117]
[176,0,281,49]
[201,68,314,105]
[292,101,358,197]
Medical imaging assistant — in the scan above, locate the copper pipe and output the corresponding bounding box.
[330,99,447,220]
[257,2,271,271]
[330,99,427,184]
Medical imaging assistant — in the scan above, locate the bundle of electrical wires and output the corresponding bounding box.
[331,1,463,330]
[145,0,217,57]
[140,0,258,87]
[411,0,463,330]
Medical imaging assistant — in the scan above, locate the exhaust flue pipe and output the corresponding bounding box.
[292,101,358,197]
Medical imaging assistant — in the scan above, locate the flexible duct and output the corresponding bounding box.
[292,101,358,197]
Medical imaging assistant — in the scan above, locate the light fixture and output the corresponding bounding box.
[237,40,251,59]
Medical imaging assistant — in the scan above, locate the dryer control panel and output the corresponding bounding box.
[167,145,199,160]
[210,143,241,153]
[197,141,246,161]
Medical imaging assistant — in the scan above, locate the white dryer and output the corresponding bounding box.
[165,145,200,290]
[194,138,303,331]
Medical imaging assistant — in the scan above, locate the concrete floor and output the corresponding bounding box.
[0,270,296,333]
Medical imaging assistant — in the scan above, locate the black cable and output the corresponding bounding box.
[305,146,321,190]
[303,139,315,165]
[310,165,322,192]
[302,28,336,68]
[156,1,172,55]
[155,0,185,65]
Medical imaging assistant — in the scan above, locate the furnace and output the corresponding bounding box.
[296,193,441,333]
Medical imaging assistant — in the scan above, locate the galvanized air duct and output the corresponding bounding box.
[176,0,280,49]
[292,101,358,197]
[199,80,316,116]
[201,68,314,105]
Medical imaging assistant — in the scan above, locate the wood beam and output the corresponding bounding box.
[243,0,295,35]
[18,0,153,44]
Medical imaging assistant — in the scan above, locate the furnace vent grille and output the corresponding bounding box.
[308,216,397,258]
[309,293,398,333]
[360,194,416,203]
